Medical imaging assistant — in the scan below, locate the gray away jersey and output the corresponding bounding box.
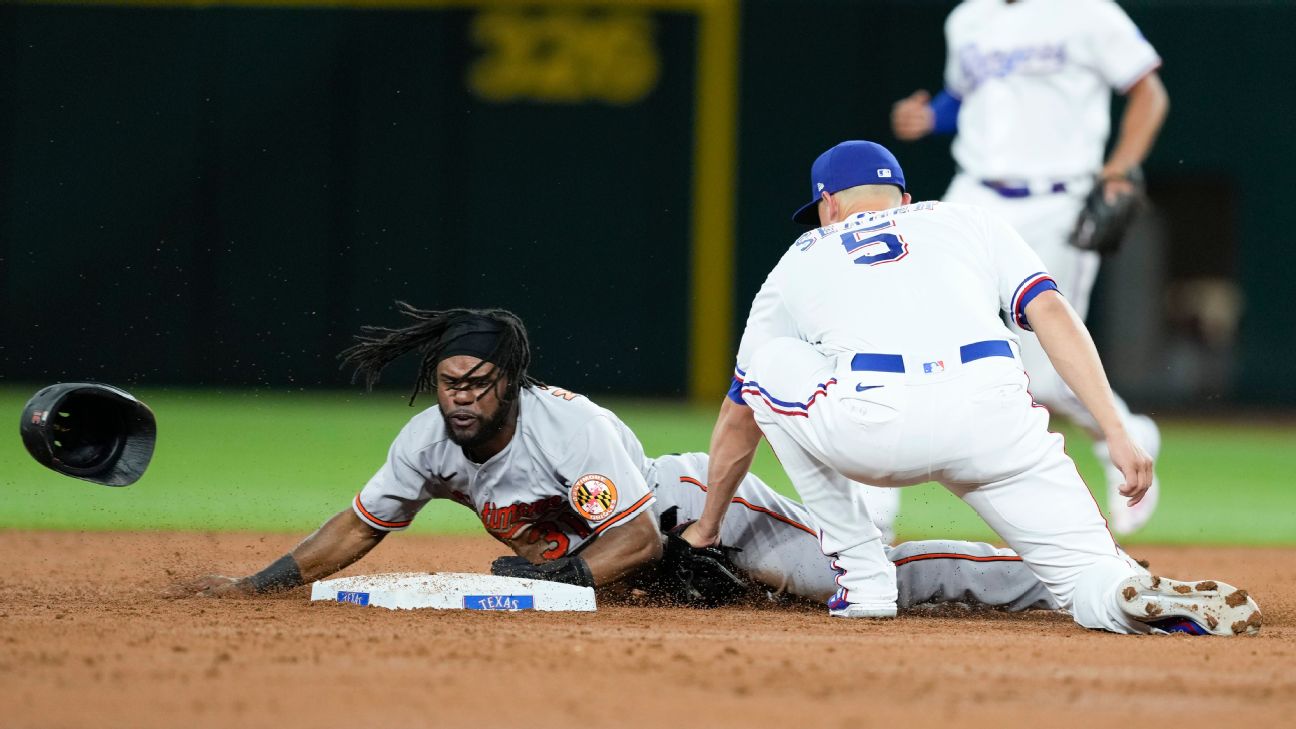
[353,386,656,561]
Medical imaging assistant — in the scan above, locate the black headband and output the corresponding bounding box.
[436,315,505,364]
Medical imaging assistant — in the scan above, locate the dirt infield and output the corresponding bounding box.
[1,531,1292,728]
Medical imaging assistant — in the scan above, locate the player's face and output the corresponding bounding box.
[435,355,514,449]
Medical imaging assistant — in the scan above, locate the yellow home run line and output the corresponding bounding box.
[13,0,738,401]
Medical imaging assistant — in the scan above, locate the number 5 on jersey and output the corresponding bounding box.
[841,224,909,266]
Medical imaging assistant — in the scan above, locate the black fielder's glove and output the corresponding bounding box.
[658,522,751,608]
[490,555,595,588]
[1069,168,1146,255]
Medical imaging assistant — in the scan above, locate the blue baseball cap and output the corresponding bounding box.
[791,140,907,226]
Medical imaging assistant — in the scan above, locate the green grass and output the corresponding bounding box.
[1,386,1293,545]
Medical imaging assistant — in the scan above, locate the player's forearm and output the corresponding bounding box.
[579,511,663,586]
[244,509,386,592]
[1024,292,1126,439]
[696,399,763,536]
[1104,72,1168,177]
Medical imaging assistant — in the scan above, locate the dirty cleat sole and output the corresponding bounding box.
[1118,574,1262,636]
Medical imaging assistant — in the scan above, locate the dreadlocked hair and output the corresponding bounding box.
[338,302,542,406]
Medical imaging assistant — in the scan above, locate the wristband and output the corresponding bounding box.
[246,553,304,594]
[931,89,961,135]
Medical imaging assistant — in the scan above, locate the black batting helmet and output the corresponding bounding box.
[19,383,157,487]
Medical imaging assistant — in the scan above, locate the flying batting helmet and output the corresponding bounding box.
[19,383,157,487]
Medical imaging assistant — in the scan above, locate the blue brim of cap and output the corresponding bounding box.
[791,199,820,226]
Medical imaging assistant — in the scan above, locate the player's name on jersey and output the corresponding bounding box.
[957,43,1068,92]
[797,201,940,249]
[479,495,569,533]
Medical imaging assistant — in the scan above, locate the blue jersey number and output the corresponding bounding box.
[840,230,909,266]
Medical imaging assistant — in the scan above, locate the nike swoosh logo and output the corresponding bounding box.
[855,384,883,392]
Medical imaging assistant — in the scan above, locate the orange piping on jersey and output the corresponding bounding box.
[891,552,1023,567]
[352,494,412,529]
[678,476,817,537]
[590,492,655,535]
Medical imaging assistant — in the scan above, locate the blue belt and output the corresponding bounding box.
[850,340,1014,373]
[980,180,1067,198]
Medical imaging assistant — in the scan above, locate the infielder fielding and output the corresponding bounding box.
[682,140,1258,635]
[888,0,1171,536]
[187,305,1056,612]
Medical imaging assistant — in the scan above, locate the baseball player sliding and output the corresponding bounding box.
[185,304,1059,612]
[887,0,1171,537]
[682,140,1259,635]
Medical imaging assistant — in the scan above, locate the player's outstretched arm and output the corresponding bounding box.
[1101,71,1169,198]
[491,510,662,588]
[187,508,387,597]
[682,398,764,548]
[1024,290,1154,505]
[577,510,663,586]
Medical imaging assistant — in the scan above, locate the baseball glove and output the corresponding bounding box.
[20,382,157,486]
[490,554,595,587]
[656,522,751,608]
[1069,168,1145,255]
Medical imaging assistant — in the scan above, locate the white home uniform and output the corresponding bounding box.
[353,386,1053,610]
[933,0,1164,534]
[732,200,1150,632]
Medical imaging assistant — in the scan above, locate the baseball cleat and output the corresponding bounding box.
[829,604,898,619]
[827,589,897,619]
[1097,414,1161,536]
[827,596,898,619]
[1117,574,1262,636]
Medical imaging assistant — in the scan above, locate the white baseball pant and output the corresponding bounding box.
[741,335,1147,633]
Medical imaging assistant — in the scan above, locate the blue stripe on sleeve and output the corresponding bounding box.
[1017,279,1059,331]
[931,89,961,135]
[727,376,749,406]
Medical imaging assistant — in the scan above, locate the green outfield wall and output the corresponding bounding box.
[3,0,1294,404]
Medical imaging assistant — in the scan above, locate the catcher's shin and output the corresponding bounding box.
[1069,167,1145,255]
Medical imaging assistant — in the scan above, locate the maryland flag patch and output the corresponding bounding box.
[570,474,619,522]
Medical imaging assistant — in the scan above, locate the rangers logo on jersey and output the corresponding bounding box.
[570,473,618,521]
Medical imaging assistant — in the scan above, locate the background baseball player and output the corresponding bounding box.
[183,304,1057,612]
[888,0,1171,536]
[682,140,1258,635]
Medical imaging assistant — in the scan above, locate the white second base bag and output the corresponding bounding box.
[309,572,596,612]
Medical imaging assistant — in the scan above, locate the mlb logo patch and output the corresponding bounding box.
[877,169,892,178]
[922,361,945,374]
